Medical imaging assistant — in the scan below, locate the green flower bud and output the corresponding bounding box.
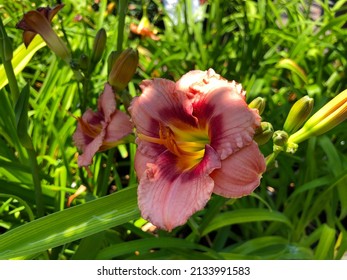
[254,122,274,145]
[284,95,314,134]
[249,97,266,115]
[273,130,288,146]
[288,89,347,145]
[91,28,106,65]
[108,48,138,91]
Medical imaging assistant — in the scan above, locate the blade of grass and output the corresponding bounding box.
[201,208,292,236]
[0,186,139,260]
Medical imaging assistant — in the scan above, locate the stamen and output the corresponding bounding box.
[138,121,210,170]
[78,118,102,138]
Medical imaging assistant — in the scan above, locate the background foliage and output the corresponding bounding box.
[0,0,346,260]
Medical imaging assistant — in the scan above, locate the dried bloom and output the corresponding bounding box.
[129,69,266,231]
[16,4,70,63]
[73,83,133,167]
[130,15,160,41]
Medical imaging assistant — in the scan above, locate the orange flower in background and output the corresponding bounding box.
[130,15,160,41]
[129,69,266,231]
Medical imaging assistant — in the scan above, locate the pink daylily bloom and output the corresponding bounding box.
[129,69,266,231]
[73,83,133,167]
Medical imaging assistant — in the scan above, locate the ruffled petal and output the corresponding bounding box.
[77,128,106,167]
[211,142,266,198]
[193,82,260,160]
[138,145,221,231]
[175,70,209,95]
[98,83,116,122]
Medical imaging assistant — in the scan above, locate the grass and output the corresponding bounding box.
[0,0,346,260]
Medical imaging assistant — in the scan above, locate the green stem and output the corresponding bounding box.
[0,17,20,104]
[2,60,20,104]
[117,0,128,52]
[99,148,116,196]
[1,18,44,218]
[265,149,281,168]
[27,142,44,217]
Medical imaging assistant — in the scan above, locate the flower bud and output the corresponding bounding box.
[91,28,106,65]
[108,48,138,91]
[107,50,121,74]
[249,97,266,115]
[283,95,314,134]
[254,122,273,145]
[288,89,347,144]
[272,130,288,146]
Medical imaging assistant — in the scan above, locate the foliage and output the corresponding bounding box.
[0,0,346,260]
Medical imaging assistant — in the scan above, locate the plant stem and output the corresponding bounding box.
[0,17,20,104]
[0,18,44,217]
[265,150,281,168]
[99,148,116,196]
[28,148,44,217]
[117,0,128,52]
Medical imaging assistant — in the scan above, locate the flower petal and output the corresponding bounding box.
[193,81,260,160]
[129,78,197,157]
[77,128,106,167]
[103,110,133,144]
[72,109,101,150]
[134,150,153,180]
[138,145,221,231]
[211,142,266,198]
[98,83,116,122]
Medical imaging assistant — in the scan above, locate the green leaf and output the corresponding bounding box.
[201,209,292,236]
[0,36,46,90]
[276,58,308,84]
[318,136,347,218]
[15,84,33,149]
[96,237,221,260]
[314,224,336,260]
[0,186,139,259]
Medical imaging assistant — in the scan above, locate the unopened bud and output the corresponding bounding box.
[283,95,314,134]
[107,50,121,74]
[91,28,106,64]
[272,130,288,146]
[254,122,273,145]
[249,97,266,115]
[288,89,347,144]
[108,48,138,91]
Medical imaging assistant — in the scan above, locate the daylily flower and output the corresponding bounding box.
[73,83,133,167]
[129,69,266,231]
[130,15,160,41]
[16,4,71,63]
